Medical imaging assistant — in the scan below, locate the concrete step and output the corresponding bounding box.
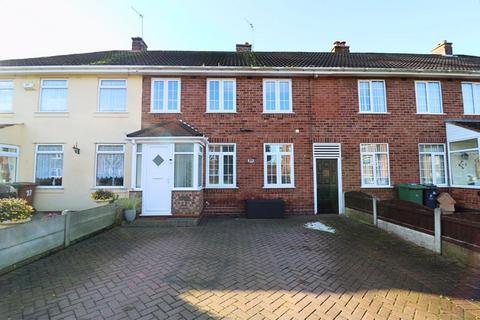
[122,217,201,228]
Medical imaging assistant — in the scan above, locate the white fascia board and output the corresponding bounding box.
[126,136,208,145]
[1,65,480,79]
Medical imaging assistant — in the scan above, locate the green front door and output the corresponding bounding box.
[316,159,339,214]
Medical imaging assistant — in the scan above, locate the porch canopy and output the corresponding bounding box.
[126,119,204,140]
[446,120,480,188]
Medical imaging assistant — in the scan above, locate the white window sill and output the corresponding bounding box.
[93,112,129,118]
[449,185,480,189]
[262,112,294,114]
[416,113,446,115]
[358,112,390,114]
[148,111,181,114]
[34,112,69,118]
[360,185,393,189]
[263,185,296,189]
[92,186,126,190]
[36,187,65,193]
[0,112,14,116]
[205,111,237,114]
[172,188,203,192]
[205,186,238,189]
[463,113,480,116]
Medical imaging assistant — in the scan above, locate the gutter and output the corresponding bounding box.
[0,65,480,79]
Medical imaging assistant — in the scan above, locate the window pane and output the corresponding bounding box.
[98,145,123,152]
[474,84,480,115]
[208,154,219,185]
[462,83,475,114]
[416,82,428,113]
[38,145,63,152]
[175,143,194,152]
[266,155,277,184]
[167,80,179,111]
[265,81,276,111]
[135,153,142,188]
[0,80,13,112]
[198,154,203,187]
[42,80,67,87]
[427,82,442,113]
[96,153,124,187]
[359,81,371,112]
[361,155,374,185]
[223,81,234,111]
[279,81,290,111]
[36,152,63,186]
[450,150,479,186]
[209,145,221,152]
[450,139,478,151]
[174,154,193,188]
[40,87,67,112]
[99,88,126,112]
[223,154,234,185]
[0,156,17,183]
[209,81,220,111]
[136,144,142,152]
[152,80,164,111]
[100,80,125,87]
[281,155,291,184]
[371,81,386,112]
[419,154,433,184]
[434,154,446,185]
[375,153,389,186]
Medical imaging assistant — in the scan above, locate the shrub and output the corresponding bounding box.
[115,197,141,210]
[0,198,34,222]
[91,190,118,202]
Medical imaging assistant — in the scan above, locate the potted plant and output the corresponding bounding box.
[0,198,34,225]
[91,190,118,203]
[115,197,141,222]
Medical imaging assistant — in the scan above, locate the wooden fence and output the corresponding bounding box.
[377,200,434,235]
[344,191,373,214]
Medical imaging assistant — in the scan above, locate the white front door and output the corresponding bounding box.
[142,144,174,216]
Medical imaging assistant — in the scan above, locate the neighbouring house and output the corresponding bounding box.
[1,38,480,215]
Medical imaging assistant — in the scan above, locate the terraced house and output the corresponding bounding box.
[1,38,480,215]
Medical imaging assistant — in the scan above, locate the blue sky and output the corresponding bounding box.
[0,0,479,59]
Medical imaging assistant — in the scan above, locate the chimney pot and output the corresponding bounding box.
[331,41,350,54]
[236,42,252,52]
[132,37,148,52]
[431,40,453,55]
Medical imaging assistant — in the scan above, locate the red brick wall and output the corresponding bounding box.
[141,75,480,213]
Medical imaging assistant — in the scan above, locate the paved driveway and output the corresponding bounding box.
[1,216,479,320]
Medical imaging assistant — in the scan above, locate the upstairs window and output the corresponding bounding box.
[462,82,480,115]
[35,145,64,187]
[151,79,181,112]
[264,143,295,188]
[96,144,125,187]
[98,79,127,112]
[415,81,443,114]
[206,144,236,188]
[263,79,292,113]
[0,80,13,112]
[360,143,390,187]
[419,144,447,186]
[207,79,236,112]
[358,80,387,113]
[39,79,68,112]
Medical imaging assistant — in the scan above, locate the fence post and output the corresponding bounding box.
[434,208,442,254]
[372,198,378,226]
[63,210,71,247]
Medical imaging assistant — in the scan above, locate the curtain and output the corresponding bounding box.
[96,154,124,186]
[0,156,16,183]
[174,154,193,188]
[40,87,67,111]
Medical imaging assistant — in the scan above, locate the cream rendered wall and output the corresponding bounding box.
[0,75,142,211]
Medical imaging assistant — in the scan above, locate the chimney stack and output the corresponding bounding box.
[431,40,453,55]
[331,41,350,54]
[236,42,252,53]
[132,37,148,52]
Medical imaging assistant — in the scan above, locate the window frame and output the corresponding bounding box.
[357,80,388,113]
[131,143,142,190]
[0,79,14,113]
[0,144,19,183]
[263,143,295,188]
[97,79,128,112]
[360,143,391,188]
[34,144,64,189]
[418,143,448,187]
[206,79,237,113]
[150,78,181,113]
[262,79,293,113]
[94,144,126,189]
[461,82,480,115]
[206,143,237,189]
[39,79,68,112]
[447,137,480,189]
[173,143,203,191]
[414,80,443,114]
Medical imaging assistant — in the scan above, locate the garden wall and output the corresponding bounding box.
[0,204,120,274]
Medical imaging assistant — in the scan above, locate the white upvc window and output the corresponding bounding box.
[360,143,391,187]
[173,143,203,190]
[95,144,125,188]
[133,144,142,189]
[264,143,295,188]
[35,144,64,188]
[0,144,19,183]
[448,138,480,188]
[151,78,181,112]
[206,144,236,188]
[415,81,443,114]
[98,79,127,112]
[358,80,387,113]
[207,79,236,112]
[462,82,480,115]
[39,79,68,112]
[418,144,447,186]
[0,80,13,112]
[263,79,292,113]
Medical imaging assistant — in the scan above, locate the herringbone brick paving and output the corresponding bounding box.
[0,216,479,319]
